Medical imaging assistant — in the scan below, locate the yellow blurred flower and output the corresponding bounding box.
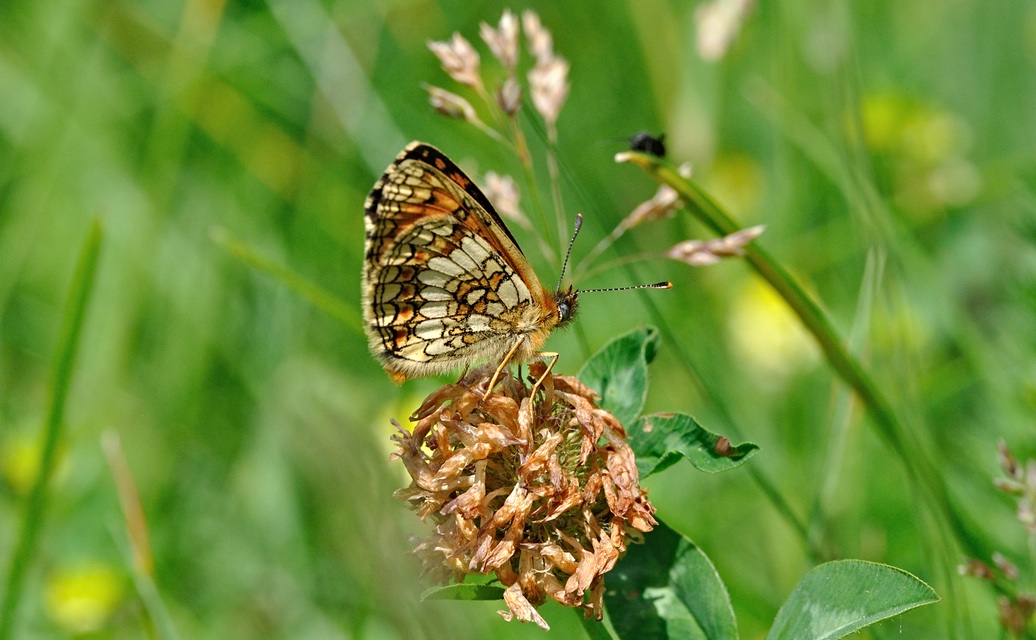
[859,93,972,164]
[0,430,67,496]
[859,93,981,215]
[1,431,42,495]
[859,94,911,153]
[45,563,125,634]
[727,278,817,381]
[900,108,972,166]
[704,154,763,219]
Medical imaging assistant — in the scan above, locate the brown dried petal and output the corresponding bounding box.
[542,477,582,522]
[487,483,531,529]
[537,570,575,606]
[432,444,489,486]
[553,374,600,401]
[442,460,487,518]
[517,551,547,605]
[516,395,535,447]
[627,501,659,532]
[565,532,611,596]
[585,579,605,621]
[469,532,496,571]
[475,421,522,449]
[519,432,563,479]
[606,445,641,515]
[482,536,518,571]
[495,559,518,586]
[581,471,603,507]
[500,582,550,630]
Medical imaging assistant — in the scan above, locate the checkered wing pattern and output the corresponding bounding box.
[363,142,561,382]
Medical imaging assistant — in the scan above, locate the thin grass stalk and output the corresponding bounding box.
[210,226,362,330]
[103,432,181,640]
[544,128,568,255]
[0,219,103,639]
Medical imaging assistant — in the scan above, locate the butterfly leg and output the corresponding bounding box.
[528,352,559,398]
[483,336,526,396]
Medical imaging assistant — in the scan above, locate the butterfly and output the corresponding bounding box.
[362,142,580,385]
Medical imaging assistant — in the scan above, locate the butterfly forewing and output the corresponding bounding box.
[363,142,560,381]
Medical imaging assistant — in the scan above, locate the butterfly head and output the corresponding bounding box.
[554,286,579,329]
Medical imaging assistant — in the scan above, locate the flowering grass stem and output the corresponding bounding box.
[620,151,986,563]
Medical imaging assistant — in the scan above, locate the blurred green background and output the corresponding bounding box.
[2,0,1035,637]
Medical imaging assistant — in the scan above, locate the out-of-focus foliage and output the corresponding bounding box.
[2,0,1035,637]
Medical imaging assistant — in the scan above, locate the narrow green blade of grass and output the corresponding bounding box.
[210,225,361,329]
[0,218,103,639]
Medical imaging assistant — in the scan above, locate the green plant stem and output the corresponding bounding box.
[209,226,362,330]
[510,123,558,264]
[621,152,982,560]
[0,219,102,639]
[544,125,569,256]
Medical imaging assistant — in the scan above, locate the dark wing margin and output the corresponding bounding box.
[397,142,526,254]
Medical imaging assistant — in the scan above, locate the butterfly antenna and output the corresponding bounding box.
[557,213,583,291]
[577,281,673,294]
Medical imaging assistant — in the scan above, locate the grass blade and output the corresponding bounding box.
[0,218,103,639]
[210,226,361,329]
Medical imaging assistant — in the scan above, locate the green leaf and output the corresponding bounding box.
[578,325,660,425]
[629,413,758,477]
[421,583,506,602]
[765,560,939,640]
[606,520,737,640]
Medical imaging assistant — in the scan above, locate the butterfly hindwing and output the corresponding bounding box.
[363,142,557,380]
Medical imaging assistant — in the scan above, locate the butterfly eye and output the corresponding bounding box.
[557,301,569,322]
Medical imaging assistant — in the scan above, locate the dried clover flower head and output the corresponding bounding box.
[391,363,657,630]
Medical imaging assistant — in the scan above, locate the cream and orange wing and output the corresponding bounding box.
[363,142,557,380]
